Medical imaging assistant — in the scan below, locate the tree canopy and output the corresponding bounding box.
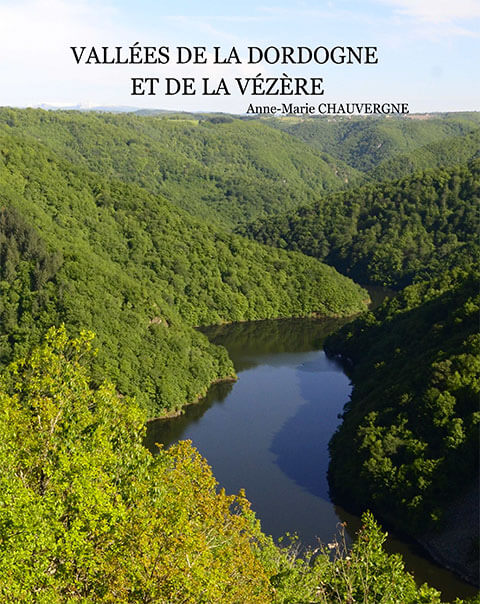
[0,127,367,415]
[0,327,455,603]
[326,271,479,538]
[240,161,480,287]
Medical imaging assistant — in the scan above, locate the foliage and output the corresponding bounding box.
[269,113,480,174]
[0,329,460,603]
[0,107,363,227]
[326,271,480,535]
[312,514,445,604]
[0,107,478,600]
[240,161,480,287]
[0,327,272,602]
[370,128,480,182]
[0,129,367,414]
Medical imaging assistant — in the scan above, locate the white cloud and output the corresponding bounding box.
[377,0,480,24]
[0,0,269,111]
[0,0,477,111]
[0,0,117,52]
[0,0,123,105]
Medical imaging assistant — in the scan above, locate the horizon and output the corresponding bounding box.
[2,104,480,118]
[0,0,479,114]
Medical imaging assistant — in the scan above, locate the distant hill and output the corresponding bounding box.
[34,103,143,113]
[0,127,367,415]
[0,107,363,227]
[369,127,480,181]
[267,113,480,174]
[239,160,480,287]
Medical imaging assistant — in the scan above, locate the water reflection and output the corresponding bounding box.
[201,316,350,370]
[145,313,477,601]
[144,381,234,451]
[270,354,350,501]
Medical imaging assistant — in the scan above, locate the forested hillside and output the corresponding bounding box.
[0,327,454,603]
[0,108,363,226]
[0,130,367,415]
[370,128,480,181]
[269,113,480,174]
[240,161,480,287]
[0,108,478,600]
[326,271,479,546]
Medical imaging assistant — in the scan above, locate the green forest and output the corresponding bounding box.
[326,270,479,534]
[240,160,480,287]
[0,127,367,414]
[268,113,480,175]
[0,107,478,602]
[0,108,363,226]
[0,328,455,603]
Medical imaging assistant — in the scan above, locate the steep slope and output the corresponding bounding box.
[0,328,450,603]
[325,271,479,553]
[267,113,480,173]
[0,132,367,415]
[0,108,363,226]
[370,128,480,181]
[240,161,480,287]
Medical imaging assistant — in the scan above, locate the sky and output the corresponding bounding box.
[0,0,479,113]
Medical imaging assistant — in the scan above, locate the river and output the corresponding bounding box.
[145,315,477,602]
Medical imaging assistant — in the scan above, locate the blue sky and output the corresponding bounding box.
[0,0,479,112]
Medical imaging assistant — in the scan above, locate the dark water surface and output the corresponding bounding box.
[146,316,477,601]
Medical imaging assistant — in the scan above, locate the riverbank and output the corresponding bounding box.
[156,304,372,421]
[419,480,479,587]
[145,316,476,600]
[146,375,238,421]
